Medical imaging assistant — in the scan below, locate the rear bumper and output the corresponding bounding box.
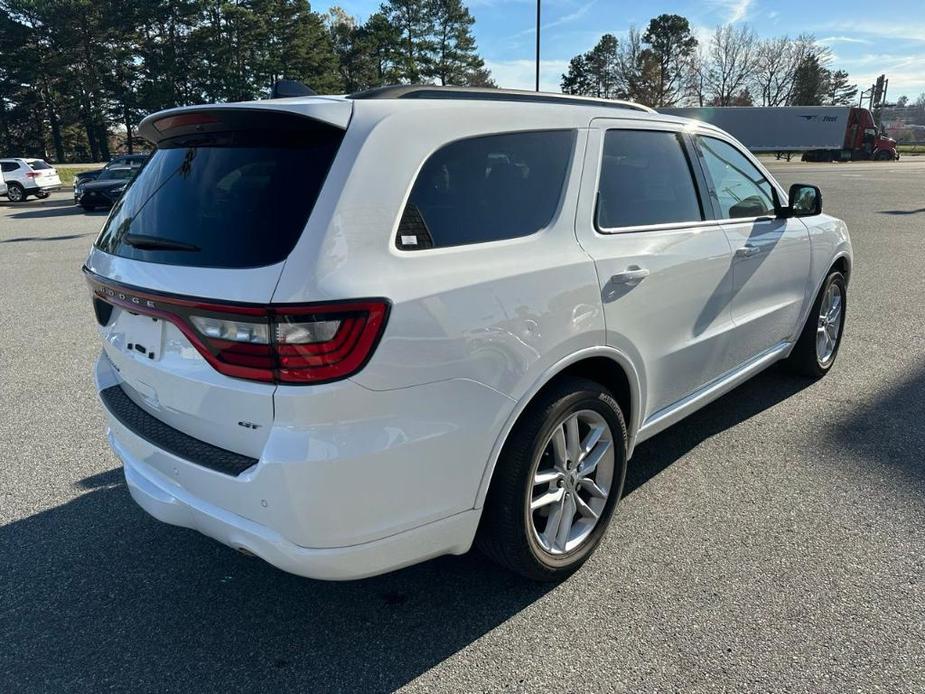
[118,438,480,580]
[94,351,510,579]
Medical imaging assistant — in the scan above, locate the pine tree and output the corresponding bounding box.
[381,0,436,83]
[642,14,698,106]
[560,34,620,99]
[825,69,858,106]
[430,0,490,86]
[790,53,827,105]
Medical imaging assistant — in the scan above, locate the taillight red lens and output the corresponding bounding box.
[85,272,389,384]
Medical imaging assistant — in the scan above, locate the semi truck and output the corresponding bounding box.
[660,106,899,161]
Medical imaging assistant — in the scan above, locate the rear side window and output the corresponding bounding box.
[596,130,703,229]
[28,160,52,170]
[1,162,19,172]
[696,136,775,219]
[396,130,575,250]
[95,117,343,268]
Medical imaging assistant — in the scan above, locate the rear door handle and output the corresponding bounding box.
[609,266,650,284]
[735,244,761,258]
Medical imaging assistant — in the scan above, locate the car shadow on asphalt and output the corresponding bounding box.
[0,367,815,692]
[1,233,92,243]
[7,201,108,220]
[879,207,925,216]
[625,366,811,494]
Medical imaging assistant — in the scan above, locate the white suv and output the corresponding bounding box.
[1,158,62,201]
[85,87,851,581]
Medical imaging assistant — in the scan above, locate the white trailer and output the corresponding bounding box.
[660,106,899,161]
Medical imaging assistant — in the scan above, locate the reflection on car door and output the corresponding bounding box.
[576,121,739,422]
[694,135,811,367]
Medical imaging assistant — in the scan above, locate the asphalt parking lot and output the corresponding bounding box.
[2,160,924,693]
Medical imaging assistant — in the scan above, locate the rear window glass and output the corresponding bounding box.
[95,121,343,268]
[396,130,575,250]
[28,160,52,170]
[99,168,134,181]
[596,130,703,229]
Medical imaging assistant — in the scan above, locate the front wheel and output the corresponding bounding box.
[80,203,95,211]
[786,270,846,378]
[874,150,892,161]
[477,377,628,581]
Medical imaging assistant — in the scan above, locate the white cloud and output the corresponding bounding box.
[484,58,572,92]
[818,21,925,43]
[509,0,598,39]
[818,36,873,45]
[839,54,925,98]
[706,0,752,24]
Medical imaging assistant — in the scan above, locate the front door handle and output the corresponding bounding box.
[609,266,650,284]
[735,244,761,258]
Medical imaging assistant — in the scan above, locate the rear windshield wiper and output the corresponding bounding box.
[123,233,201,252]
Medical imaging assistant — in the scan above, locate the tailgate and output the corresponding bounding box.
[86,261,281,459]
[38,169,61,186]
[86,101,350,460]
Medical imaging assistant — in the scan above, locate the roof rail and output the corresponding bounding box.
[348,85,655,113]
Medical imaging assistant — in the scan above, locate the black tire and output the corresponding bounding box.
[874,150,892,161]
[81,203,95,211]
[476,377,628,581]
[7,182,26,202]
[35,191,50,199]
[785,270,847,378]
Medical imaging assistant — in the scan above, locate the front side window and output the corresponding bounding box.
[697,136,776,219]
[396,130,575,250]
[596,129,703,229]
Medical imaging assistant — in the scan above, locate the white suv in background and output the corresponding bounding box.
[1,158,62,201]
[85,87,851,581]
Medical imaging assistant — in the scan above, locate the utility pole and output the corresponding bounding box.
[535,0,541,92]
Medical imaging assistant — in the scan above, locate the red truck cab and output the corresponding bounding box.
[846,107,898,160]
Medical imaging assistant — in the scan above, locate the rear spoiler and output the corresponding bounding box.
[137,99,352,145]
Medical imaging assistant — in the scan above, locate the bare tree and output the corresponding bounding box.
[703,25,758,106]
[754,36,795,106]
[615,27,658,105]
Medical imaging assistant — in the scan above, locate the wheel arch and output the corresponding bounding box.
[830,253,851,283]
[473,347,643,509]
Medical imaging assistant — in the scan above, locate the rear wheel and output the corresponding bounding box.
[7,182,26,202]
[35,191,50,199]
[786,270,846,378]
[477,377,627,581]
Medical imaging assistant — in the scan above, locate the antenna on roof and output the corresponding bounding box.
[270,80,316,99]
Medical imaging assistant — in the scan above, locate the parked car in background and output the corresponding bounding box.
[75,166,135,210]
[85,86,852,582]
[1,158,62,202]
[74,153,149,187]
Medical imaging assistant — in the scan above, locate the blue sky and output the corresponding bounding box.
[314,0,925,100]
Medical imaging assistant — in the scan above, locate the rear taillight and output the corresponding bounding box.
[25,171,39,178]
[85,273,389,384]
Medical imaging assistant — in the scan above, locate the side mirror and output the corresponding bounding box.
[784,183,822,217]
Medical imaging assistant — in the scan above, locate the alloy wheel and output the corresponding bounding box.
[816,281,843,366]
[528,409,615,555]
